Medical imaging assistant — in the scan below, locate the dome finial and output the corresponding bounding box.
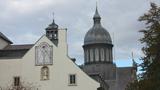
[93,1,101,24]
[96,1,98,10]
[93,1,101,19]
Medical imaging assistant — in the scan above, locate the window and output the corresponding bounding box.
[53,31,58,39]
[69,74,76,85]
[106,48,109,61]
[14,77,20,86]
[86,50,89,62]
[90,49,93,62]
[85,50,88,63]
[100,48,104,61]
[109,48,112,61]
[95,48,99,61]
[49,33,53,39]
[41,66,49,80]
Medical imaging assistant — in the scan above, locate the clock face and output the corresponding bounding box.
[35,42,53,66]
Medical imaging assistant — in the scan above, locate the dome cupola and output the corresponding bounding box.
[84,7,112,45]
[83,7,113,64]
[45,17,59,46]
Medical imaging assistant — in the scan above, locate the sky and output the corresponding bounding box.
[0,0,159,67]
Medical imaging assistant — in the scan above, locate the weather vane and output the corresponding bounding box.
[52,12,54,20]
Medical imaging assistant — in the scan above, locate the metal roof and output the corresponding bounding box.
[0,44,33,59]
[45,19,58,30]
[0,32,13,44]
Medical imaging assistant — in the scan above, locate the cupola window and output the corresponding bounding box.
[49,32,53,39]
[100,48,104,61]
[106,48,109,61]
[86,50,89,63]
[95,48,99,62]
[90,49,93,62]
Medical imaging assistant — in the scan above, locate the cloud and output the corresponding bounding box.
[11,33,40,44]
[0,0,160,66]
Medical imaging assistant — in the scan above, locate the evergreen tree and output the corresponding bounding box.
[139,2,160,90]
[126,2,160,90]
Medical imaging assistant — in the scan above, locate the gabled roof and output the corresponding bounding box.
[0,32,13,44]
[0,44,33,59]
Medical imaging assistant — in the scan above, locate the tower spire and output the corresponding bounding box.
[132,52,137,71]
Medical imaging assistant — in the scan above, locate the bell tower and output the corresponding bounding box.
[82,6,116,86]
[45,16,59,46]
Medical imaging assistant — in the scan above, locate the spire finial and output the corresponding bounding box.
[131,52,135,65]
[94,1,100,18]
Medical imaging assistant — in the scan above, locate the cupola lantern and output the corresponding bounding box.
[45,16,59,46]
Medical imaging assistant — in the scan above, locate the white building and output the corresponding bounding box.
[0,18,100,90]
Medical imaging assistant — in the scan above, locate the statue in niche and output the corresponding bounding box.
[41,66,49,80]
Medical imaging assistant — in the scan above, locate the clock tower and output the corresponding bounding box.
[45,18,59,46]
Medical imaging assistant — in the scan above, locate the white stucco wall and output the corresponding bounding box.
[0,29,99,90]
[0,38,9,49]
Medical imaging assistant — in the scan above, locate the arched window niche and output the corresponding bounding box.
[41,66,49,80]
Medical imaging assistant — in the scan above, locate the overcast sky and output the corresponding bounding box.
[0,0,159,66]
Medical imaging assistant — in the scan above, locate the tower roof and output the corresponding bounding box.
[84,7,112,45]
[46,18,58,30]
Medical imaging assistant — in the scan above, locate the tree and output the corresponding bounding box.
[1,81,39,90]
[126,2,160,90]
[138,2,160,90]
